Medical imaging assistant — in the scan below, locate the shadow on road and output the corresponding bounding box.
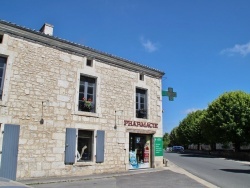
[179,153,216,158]
[220,169,250,174]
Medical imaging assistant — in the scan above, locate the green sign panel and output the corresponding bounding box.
[154,137,163,156]
[162,87,177,101]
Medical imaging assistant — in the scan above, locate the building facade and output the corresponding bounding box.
[0,20,165,180]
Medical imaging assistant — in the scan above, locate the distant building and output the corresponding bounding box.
[0,20,165,180]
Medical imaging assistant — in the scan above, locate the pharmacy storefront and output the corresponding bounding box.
[124,120,163,170]
[129,133,152,169]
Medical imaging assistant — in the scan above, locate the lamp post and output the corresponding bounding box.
[40,100,49,124]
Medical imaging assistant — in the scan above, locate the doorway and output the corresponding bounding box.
[129,133,151,169]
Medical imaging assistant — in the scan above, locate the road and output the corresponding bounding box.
[165,151,250,188]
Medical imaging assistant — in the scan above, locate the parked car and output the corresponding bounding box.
[172,146,184,152]
[165,147,172,152]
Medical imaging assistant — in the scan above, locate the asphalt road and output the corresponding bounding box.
[165,152,250,188]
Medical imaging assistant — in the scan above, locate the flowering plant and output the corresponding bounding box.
[136,108,147,118]
[82,97,93,111]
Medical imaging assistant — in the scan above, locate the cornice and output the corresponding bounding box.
[0,20,165,78]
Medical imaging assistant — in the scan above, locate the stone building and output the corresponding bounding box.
[0,20,165,180]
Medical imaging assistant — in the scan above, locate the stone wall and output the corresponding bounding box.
[0,33,163,179]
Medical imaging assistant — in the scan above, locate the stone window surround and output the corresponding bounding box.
[0,34,14,107]
[73,59,102,118]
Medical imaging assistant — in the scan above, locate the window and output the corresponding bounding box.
[77,130,93,162]
[86,59,93,67]
[139,74,144,81]
[0,57,7,99]
[64,128,105,164]
[78,75,96,112]
[0,34,3,43]
[136,88,147,119]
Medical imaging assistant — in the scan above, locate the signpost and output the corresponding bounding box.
[154,137,163,156]
[162,87,177,101]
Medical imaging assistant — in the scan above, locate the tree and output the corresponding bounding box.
[169,127,180,146]
[205,91,250,151]
[177,110,206,149]
[163,132,170,149]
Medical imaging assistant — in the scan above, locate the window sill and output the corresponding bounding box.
[136,117,148,120]
[73,111,100,118]
[74,161,94,167]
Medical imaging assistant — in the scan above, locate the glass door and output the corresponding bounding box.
[129,133,151,169]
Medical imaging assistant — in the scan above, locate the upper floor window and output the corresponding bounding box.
[78,75,96,112]
[0,57,7,100]
[0,34,3,43]
[139,74,144,81]
[86,59,93,67]
[136,88,147,119]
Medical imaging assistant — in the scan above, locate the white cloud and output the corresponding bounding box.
[140,37,158,52]
[221,42,250,56]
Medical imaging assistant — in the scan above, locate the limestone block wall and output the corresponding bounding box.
[0,33,163,179]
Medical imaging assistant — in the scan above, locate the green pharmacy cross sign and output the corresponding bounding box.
[162,87,177,101]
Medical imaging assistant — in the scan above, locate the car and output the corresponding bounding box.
[165,147,172,152]
[172,146,184,152]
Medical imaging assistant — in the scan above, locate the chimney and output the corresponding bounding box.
[40,23,54,36]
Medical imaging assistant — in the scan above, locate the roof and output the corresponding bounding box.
[0,20,165,78]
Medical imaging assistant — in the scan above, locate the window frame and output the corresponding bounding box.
[78,75,96,113]
[0,34,3,43]
[136,88,148,119]
[64,128,105,164]
[77,129,94,162]
[139,74,144,81]
[0,57,7,100]
[86,59,93,67]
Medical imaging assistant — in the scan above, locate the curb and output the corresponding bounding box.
[18,168,167,185]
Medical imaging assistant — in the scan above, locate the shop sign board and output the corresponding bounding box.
[154,137,163,156]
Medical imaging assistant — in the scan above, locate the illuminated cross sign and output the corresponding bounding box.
[162,87,177,101]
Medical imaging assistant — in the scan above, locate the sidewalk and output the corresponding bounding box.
[15,160,218,188]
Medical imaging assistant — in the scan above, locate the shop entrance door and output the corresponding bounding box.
[129,133,151,169]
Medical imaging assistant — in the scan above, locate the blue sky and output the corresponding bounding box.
[1,0,250,133]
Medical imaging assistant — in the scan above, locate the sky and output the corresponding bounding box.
[1,0,250,134]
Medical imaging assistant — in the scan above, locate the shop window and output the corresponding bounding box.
[129,133,151,169]
[64,128,105,164]
[78,75,96,112]
[77,130,93,162]
[86,59,93,67]
[0,57,7,100]
[136,88,147,119]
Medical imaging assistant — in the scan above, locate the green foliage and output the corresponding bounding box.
[176,110,206,147]
[163,132,170,149]
[205,91,250,151]
[169,127,180,146]
[169,90,250,152]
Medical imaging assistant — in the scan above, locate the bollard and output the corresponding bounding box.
[163,158,168,167]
